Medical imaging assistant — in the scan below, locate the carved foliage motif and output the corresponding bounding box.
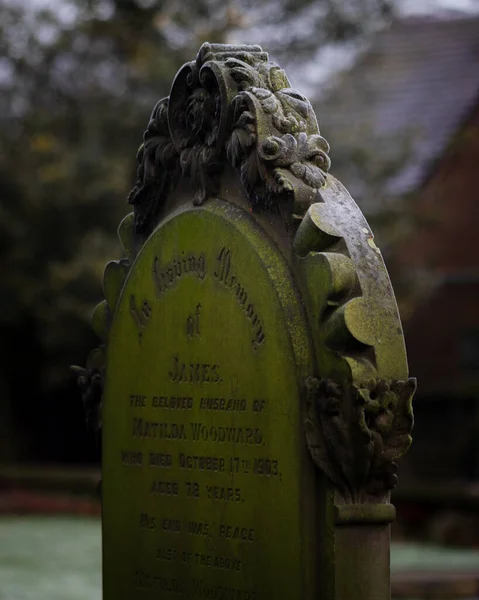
[305,376,416,503]
[71,213,135,438]
[127,98,180,233]
[226,87,330,208]
[71,349,105,440]
[128,43,331,232]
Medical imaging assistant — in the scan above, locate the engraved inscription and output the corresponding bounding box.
[199,397,246,412]
[214,247,265,349]
[120,265,279,595]
[253,458,279,477]
[192,579,257,599]
[187,303,202,338]
[132,419,187,440]
[150,246,267,349]
[102,198,309,600]
[188,520,209,536]
[181,552,242,572]
[179,453,226,473]
[219,525,256,542]
[206,485,242,502]
[134,571,186,594]
[121,449,143,467]
[185,481,200,498]
[190,423,262,445]
[149,453,172,468]
[252,399,266,412]
[152,252,206,296]
[152,395,194,410]
[156,547,177,561]
[129,394,146,408]
[150,480,179,496]
[139,512,156,529]
[133,572,256,598]
[131,419,263,445]
[168,355,222,384]
[161,518,181,533]
[155,547,243,572]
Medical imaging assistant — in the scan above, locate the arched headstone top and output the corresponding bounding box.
[128,42,330,233]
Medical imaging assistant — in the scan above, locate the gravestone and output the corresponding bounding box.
[75,43,417,600]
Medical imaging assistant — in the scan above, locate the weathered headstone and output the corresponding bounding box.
[75,43,416,600]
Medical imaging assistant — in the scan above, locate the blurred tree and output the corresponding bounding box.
[0,0,395,462]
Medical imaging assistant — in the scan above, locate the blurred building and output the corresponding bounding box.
[322,15,479,483]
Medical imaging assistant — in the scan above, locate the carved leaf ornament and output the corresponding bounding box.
[305,376,416,503]
[72,43,415,503]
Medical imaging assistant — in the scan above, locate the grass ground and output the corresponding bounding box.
[1,516,479,599]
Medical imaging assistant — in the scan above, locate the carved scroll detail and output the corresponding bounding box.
[127,99,180,233]
[126,42,330,235]
[305,376,416,503]
[226,85,330,209]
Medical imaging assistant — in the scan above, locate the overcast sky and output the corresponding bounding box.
[8,0,479,97]
[15,0,479,18]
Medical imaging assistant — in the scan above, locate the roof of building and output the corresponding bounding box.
[322,15,479,195]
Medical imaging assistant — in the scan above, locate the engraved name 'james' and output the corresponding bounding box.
[153,251,206,295]
[169,355,221,384]
[214,247,265,349]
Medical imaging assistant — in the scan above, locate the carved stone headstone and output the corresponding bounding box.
[75,43,416,600]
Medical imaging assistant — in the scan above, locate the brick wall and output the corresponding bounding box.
[397,103,479,395]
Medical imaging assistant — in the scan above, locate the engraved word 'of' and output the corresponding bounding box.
[186,303,201,339]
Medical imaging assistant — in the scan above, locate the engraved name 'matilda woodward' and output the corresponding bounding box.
[152,247,265,349]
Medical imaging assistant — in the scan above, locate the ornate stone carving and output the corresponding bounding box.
[126,42,331,233]
[71,354,104,440]
[226,82,330,209]
[127,98,180,233]
[305,376,416,503]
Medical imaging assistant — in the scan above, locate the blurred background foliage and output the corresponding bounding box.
[0,0,415,463]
